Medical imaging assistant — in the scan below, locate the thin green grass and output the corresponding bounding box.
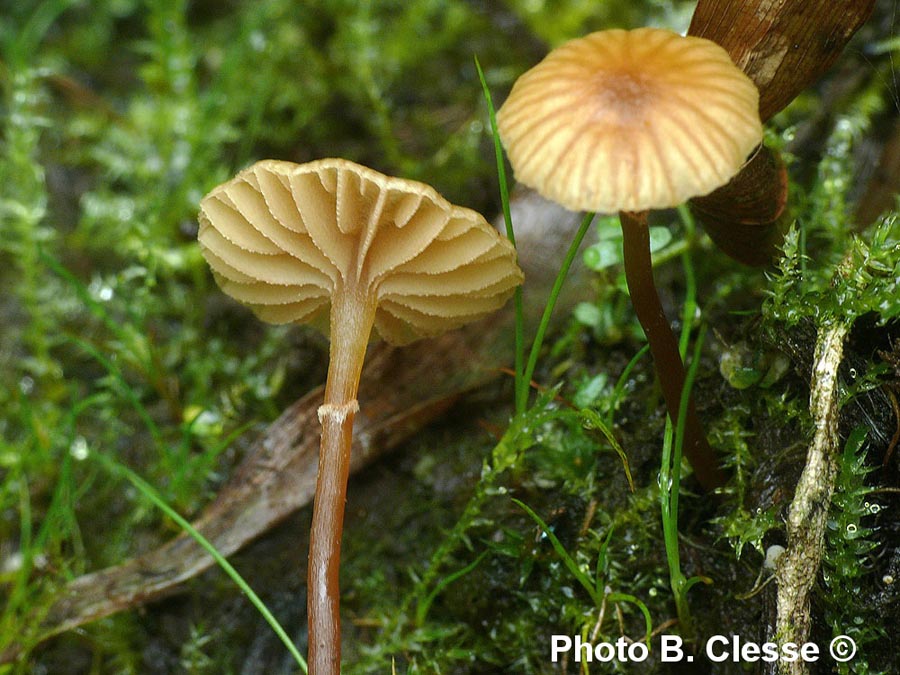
[659,325,711,638]
[513,497,653,643]
[518,211,596,412]
[406,387,571,616]
[474,56,525,412]
[36,254,304,667]
[605,343,650,429]
[88,450,308,673]
[657,204,711,637]
[476,55,597,415]
[415,549,489,626]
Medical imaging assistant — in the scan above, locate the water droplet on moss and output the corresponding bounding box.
[70,436,89,461]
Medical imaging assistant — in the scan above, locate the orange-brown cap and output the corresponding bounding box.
[198,158,523,345]
[497,28,763,213]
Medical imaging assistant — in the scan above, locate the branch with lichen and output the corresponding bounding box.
[774,316,849,675]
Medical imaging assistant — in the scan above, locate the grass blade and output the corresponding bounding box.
[474,55,525,412]
[89,450,308,673]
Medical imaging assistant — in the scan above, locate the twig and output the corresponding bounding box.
[774,318,850,675]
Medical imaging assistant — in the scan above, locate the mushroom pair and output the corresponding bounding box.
[197,158,523,673]
[497,27,764,489]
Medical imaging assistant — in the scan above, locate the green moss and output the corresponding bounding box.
[822,428,884,675]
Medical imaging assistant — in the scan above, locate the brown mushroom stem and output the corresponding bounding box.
[619,210,725,491]
[308,285,377,675]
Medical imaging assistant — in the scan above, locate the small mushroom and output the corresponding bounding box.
[198,158,523,674]
[497,28,763,490]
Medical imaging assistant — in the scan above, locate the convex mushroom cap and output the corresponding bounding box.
[497,27,763,213]
[198,158,523,345]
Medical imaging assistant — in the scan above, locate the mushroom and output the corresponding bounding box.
[497,27,763,490]
[197,158,523,673]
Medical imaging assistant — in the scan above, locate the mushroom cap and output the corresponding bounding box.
[497,28,763,214]
[198,158,523,345]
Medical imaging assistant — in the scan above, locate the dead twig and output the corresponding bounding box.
[775,318,850,675]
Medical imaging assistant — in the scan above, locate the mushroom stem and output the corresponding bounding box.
[619,210,725,491]
[308,284,377,675]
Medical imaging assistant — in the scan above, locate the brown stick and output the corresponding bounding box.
[689,0,876,123]
[687,0,875,267]
[775,319,849,675]
[855,117,900,229]
[619,210,726,490]
[689,145,788,267]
